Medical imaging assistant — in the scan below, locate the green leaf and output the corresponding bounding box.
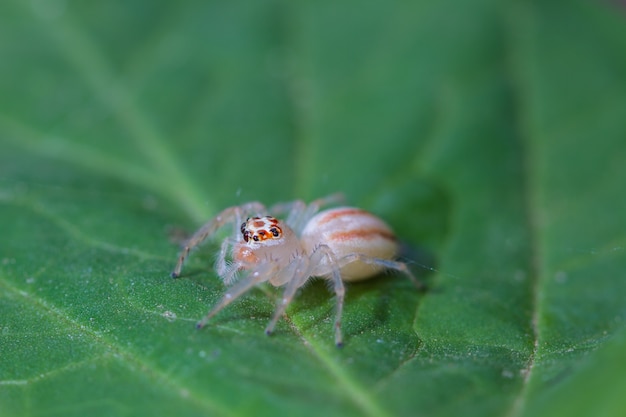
[1,1,625,417]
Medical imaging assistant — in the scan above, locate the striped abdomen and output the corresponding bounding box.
[300,207,399,281]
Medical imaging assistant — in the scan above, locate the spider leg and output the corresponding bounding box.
[215,238,242,285]
[264,259,308,337]
[268,199,306,228]
[337,254,425,290]
[196,262,276,329]
[298,193,346,232]
[171,202,266,278]
[307,192,346,211]
[269,193,346,233]
[312,244,345,347]
[264,245,344,346]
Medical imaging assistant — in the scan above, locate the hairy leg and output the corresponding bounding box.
[196,262,277,329]
[312,245,345,346]
[264,245,344,346]
[264,259,308,337]
[269,193,346,233]
[171,202,265,278]
[268,199,306,229]
[337,253,425,290]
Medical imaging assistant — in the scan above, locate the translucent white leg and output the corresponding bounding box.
[270,193,346,233]
[263,244,345,346]
[296,193,346,232]
[337,254,424,290]
[196,262,276,329]
[307,192,346,212]
[171,202,266,278]
[264,259,308,336]
[269,200,307,229]
[312,245,345,347]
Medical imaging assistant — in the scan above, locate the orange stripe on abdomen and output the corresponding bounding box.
[328,228,397,242]
[314,208,369,225]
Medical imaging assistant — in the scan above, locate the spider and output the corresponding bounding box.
[171,193,422,346]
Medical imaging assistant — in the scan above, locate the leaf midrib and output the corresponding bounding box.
[502,3,543,416]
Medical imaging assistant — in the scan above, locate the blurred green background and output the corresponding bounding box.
[1,1,625,417]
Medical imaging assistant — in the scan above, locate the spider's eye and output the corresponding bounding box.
[270,227,280,237]
[242,231,250,242]
[240,222,246,233]
[252,235,259,242]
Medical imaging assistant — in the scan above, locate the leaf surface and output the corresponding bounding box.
[1,1,625,417]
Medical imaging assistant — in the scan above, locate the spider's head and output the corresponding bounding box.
[240,216,283,243]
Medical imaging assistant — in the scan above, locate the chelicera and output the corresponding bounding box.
[171,194,422,346]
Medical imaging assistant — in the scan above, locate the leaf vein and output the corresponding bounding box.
[22,3,212,222]
[0,278,237,417]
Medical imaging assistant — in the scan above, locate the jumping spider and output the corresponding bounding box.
[171,194,421,346]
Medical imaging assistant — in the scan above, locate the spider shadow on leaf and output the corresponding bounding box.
[281,244,435,345]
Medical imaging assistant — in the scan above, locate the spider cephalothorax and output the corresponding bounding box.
[240,216,283,242]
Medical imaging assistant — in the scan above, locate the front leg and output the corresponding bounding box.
[171,202,266,278]
[196,261,278,329]
[265,245,345,346]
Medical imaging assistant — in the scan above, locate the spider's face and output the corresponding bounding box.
[240,216,283,243]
